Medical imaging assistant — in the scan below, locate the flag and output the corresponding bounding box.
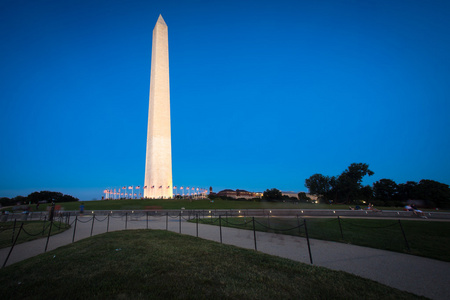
[144,186,147,189]
[159,186,162,189]
[122,186,126,189]
[136,186,140,189]
[173,186,177,189]
[103,189,107,193]
[151,186,155,189]
[186,187,189,190]
[196,188,199,191]
[167,186,170,189]
[191,187,194,190]
[128,186,133,189]
[180,187,183,190]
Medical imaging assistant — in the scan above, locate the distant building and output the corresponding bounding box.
[281,191,319,202]
[216,189,261,199]
[281,191,300,199]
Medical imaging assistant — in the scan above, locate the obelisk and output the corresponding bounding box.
[144,15,173,199]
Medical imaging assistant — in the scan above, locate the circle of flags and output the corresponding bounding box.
[103,185,208,199]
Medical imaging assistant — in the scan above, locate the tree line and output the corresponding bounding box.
[305,163,450,208]
[0,191,79,207]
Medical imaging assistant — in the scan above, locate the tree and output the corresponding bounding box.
[27,191,79,203]
[414,180,450,208]
[358,185,374,202]
[396,181,418,201]
[263,188,282,201]
[373,179,398,203]
[333,163,374,203]
[297,192,311,203]
[305,174,332,197]
[0,197,15,207]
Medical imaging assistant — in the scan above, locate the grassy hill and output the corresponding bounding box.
[0,230,424,299]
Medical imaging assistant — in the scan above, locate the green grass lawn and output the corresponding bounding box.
[0,230,424,299]
[0,220,70,249]
[13,198,410,212]
[196,217,450,262]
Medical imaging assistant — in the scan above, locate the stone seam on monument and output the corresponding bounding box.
[144,15,173,199]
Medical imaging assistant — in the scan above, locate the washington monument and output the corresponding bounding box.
[144,15,173,199]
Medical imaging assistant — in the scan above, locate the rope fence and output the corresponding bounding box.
[2,209,419,268]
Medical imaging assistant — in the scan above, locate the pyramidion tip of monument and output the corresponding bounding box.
[157,14,167,26]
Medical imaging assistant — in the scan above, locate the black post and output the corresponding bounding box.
[219,216,222,243]
[303,219,313,264]
[166,212,168,231]
[252,217,257,251]
[44,217,54,252]
[125,213,128,230]
[3,223,24,268]
[107,213,110,232]
[90,214,95,237]
[146,211,149,229]
[179,212,181,234]
[196,214,199,237]
[398,220,410,252]
[49,201,55,222]
[337,216,344,239]
[72,216,78,243]
[11,219,17,243]
[42,216,46,236]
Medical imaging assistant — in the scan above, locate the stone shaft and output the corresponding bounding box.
[144,15,173,199]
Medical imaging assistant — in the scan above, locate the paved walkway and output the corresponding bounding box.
[1,215,449,300]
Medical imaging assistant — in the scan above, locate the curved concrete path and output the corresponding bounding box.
[1,215,449,300]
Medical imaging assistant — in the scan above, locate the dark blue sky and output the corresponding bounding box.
[1,0,449,200]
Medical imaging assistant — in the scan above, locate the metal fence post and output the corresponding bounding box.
[196,214,199,237]
[219,216,222,243]
[252,217,257,251]
[398,220,410,252]
[107,213,110,233]
[11,219,16,243]
[3,223,24,268]
[90,214,95,237]
[44,217,54,252]
[72,216,78,243]
[179,212,181,234]
[303,219,313,264]
[125,213,128,230]
[42,216,46,236]
[337,216,344,239]
[146,211,149,229]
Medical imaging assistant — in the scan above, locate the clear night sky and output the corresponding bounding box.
[1,0,449,200]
